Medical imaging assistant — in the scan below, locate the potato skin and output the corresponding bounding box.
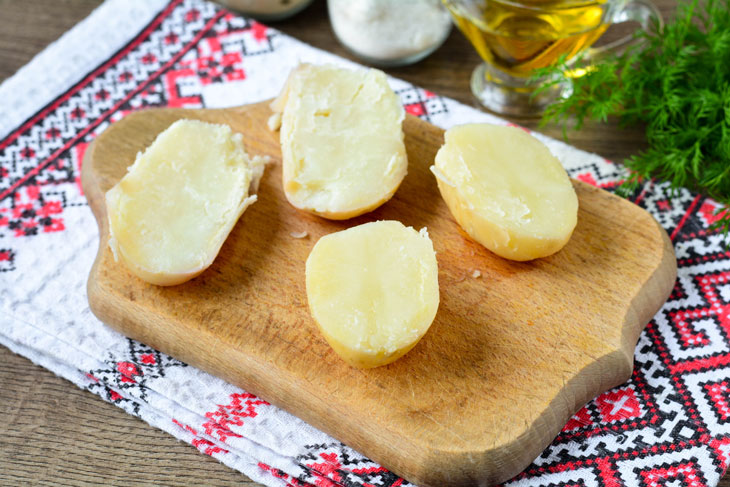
[312,319,422,369]
[107,238,206,286]
[282,180,403,221]
[118,260,205,286]
[435,177,575,262]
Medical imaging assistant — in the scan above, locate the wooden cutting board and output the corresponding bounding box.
[83,101,676,487]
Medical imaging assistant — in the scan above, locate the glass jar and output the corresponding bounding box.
[328,0,452,67]
[216,0,314,22]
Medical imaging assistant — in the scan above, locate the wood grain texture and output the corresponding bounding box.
[0,0,101,81]
[2,0,720,486]
[82,101,675,486]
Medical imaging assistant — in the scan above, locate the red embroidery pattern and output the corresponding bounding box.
[85,339,187,415]
[296,443,408,487]
[0,185,65,237]
[203,392,270,443]
[173,419,229,456]
[258,462,306,487]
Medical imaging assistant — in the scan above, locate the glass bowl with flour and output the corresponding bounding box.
[328,0,453,67]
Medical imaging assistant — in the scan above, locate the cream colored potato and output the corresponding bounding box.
[106,119,266,286]
[305,221,439,368]
[271,64,407,220]
[432,124,578,261]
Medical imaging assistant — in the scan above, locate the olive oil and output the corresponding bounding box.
[445,0,609,77]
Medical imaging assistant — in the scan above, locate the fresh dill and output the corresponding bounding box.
[535,0,730,236]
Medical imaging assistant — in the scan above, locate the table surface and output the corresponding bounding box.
[0,0,717,486]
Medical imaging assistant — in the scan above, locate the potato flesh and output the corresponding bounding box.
[433,124,578,261]
[273,64,408,219]
[106,119,265,286]
[306,221,439,368]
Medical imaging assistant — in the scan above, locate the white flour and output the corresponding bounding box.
[328,0,452,63]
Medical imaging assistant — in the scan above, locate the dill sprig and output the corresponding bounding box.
[535,0,730,236]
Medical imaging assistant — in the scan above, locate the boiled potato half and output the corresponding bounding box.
[305,221,439,368]
[106,119,266,286]
[432,124,578,261]
[271,64,408,220]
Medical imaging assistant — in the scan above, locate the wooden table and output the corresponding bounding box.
[0,0,710,486]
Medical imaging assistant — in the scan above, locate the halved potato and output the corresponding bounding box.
[432,124,578,261]
[305,221,439,368]
[106,119,266,286]
[271,64,408,220]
